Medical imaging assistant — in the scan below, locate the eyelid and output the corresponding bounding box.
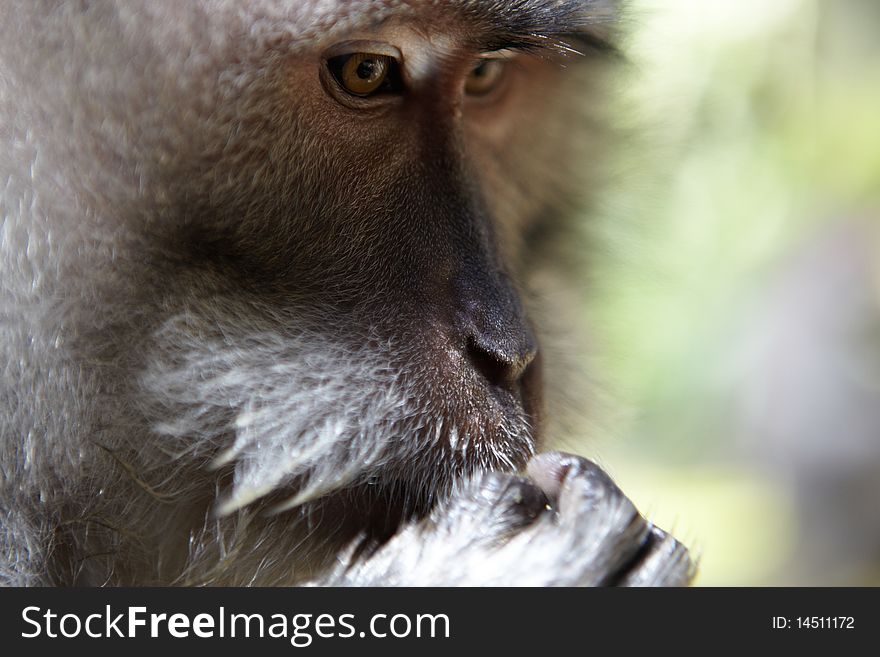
[480,48,518,60]
[469,49,519,71]
[322,40,402,61]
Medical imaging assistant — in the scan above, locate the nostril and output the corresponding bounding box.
[467,338,509,389]
[466,335,536,391]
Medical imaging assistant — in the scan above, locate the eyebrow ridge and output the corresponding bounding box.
[457,0,622,58]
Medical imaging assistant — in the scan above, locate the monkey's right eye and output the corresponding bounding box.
[327,53,403,97]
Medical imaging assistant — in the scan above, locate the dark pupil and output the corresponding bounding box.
[356,59,378,80]
[472,61,488,77]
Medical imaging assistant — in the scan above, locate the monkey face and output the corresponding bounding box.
[81,5,611,518]
[0,1,619,580]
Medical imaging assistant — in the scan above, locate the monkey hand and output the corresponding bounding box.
[314,453,694,586]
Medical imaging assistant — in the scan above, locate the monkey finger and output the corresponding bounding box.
[440,471,552,538]
[615,526,695,587]
[526,452,692,585]
[526,452,631,518]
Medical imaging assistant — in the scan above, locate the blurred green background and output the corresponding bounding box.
[566,0,880,585]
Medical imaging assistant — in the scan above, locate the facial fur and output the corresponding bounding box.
[0,0,621,585]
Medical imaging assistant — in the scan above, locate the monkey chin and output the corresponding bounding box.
[259,379,542,561]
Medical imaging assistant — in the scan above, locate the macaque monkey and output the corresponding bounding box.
[0,0,692,586]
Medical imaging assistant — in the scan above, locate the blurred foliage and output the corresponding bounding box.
[570,0,880,584]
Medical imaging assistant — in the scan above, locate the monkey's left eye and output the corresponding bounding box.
[465,59,507,96]
[327,53,403,97]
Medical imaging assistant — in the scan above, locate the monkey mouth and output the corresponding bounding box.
[417,333,544,468]
[343,360,544,531]
[431,367,541,474]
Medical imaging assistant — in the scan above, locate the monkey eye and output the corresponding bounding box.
[327,53,403,97]
[465,58,507,96]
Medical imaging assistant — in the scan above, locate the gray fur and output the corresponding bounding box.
[0,0,691,586]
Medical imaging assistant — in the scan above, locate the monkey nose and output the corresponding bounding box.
[459,293,538,391]
[448,267,538,394]
[466,329,538,391]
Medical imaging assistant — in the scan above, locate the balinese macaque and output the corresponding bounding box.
[0,0,691,586]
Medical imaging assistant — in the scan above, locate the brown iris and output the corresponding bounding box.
[330,53,397,97]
